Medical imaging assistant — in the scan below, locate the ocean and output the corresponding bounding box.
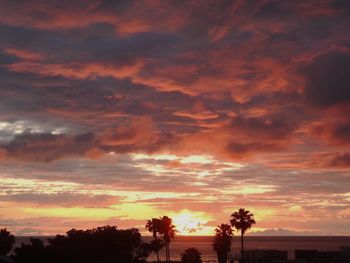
[14,236,350,262]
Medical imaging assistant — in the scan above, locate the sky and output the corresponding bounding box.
[0,0,350,236]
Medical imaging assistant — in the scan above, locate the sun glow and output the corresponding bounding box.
[171,210,213,236]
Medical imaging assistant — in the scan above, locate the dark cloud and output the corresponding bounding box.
[330,121,350,144]
[332,0,350,14]
[2,131,97,162]
[312,119,350,145]
[227,141,284,157]
[0,23,180,64]
[256,0,293,19]
[329,152,350,167]
[92,0,133,14]
[0,48,18,65]
[303,51,350,108]
[0,125,174,162]
[221,115,298,158]
[230,115,295,140]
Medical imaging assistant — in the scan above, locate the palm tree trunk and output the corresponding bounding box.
[165,242,167,262]
[165,244,168,262]
[155,236,159,262]
[168,243,171,262]
[166,243,170,262]
[218,251,226,263]
[241,232,244,263]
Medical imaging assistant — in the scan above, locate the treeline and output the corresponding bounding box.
[0,208,255,263]
[2,226,149,263]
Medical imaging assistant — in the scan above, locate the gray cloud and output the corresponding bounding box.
[303,51,350,108]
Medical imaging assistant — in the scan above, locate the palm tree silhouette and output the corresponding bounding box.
[159,216,176,262]
[212,224,233,263]
[146,218,163,261]
[230,208,256,263]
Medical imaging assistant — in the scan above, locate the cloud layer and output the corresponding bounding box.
[0,0,349,235]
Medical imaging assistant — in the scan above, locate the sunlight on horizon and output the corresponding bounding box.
[171,210,214,236]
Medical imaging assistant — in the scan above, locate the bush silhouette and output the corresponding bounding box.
[13,238,47,263]
[181,247,202,263]
[0,228,15,256]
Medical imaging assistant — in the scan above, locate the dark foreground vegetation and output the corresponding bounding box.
[12,226,149,263]
[0,208,257,263]
[1,213,350,263]
[0,219,200,263]
[0,209,350,263]
[0,208,255,263]
[0,225,203,263]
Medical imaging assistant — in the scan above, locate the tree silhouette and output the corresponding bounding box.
[13,238,47,263]
[212,224,233,263]
[145,218,163,261]
[230,208,256,263]
[181,247,202,263]
[13,225,150,263]
[0,228,15,256]
[159,216,176,262]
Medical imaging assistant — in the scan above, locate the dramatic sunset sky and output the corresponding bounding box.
[0,0,350,236]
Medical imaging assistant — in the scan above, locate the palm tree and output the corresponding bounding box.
[230,208,256,263]
[145,218,163,261]
[212,224,233,263]
[0,228,15,256]
[159,216,176,262]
